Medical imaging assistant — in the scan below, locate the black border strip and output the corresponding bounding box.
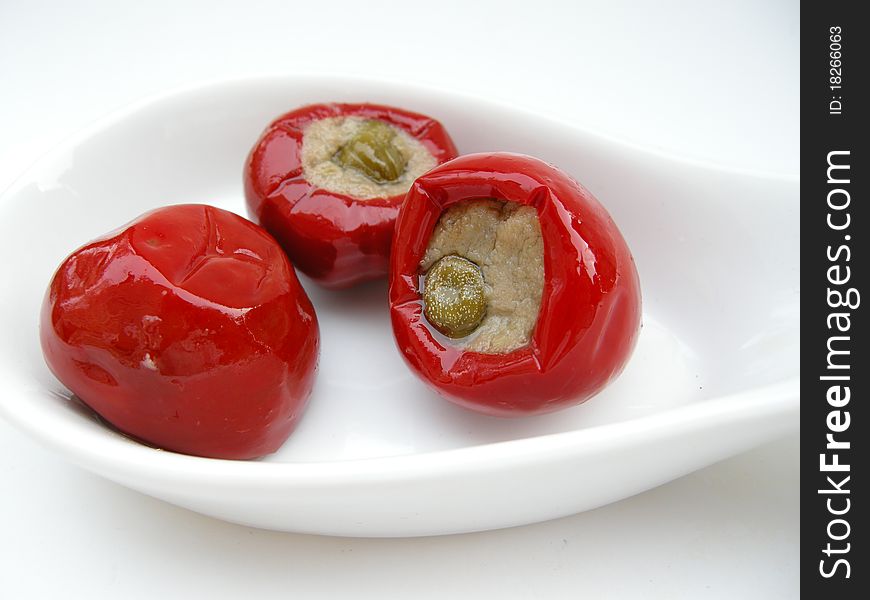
[802,2,865,595]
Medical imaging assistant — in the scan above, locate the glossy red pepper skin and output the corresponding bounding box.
[390,153,641,416]
[40,205,319,459]
[244,103,458,289]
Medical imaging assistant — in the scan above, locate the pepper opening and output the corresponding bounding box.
[301,116,436,200]
[419,199,544,354]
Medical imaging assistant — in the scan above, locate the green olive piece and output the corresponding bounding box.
[334,120,408,183]
[423,255,487,338]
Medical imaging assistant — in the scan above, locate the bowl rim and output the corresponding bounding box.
[0,74,798,203]
[1,376,798,484]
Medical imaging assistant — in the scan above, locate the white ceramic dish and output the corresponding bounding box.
[0,76,799,537]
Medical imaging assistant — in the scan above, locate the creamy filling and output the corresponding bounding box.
[420,199,544,353]
[301,116,437,200]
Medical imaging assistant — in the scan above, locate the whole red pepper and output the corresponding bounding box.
[244,103,458,289]
[40,204,319,459]
[389,153,641,416]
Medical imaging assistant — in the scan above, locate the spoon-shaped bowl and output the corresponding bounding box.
[0,76,799,537]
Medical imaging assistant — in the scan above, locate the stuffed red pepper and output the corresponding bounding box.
[244,103,458,289]
[40,204,319,459]
[389,153,641,416]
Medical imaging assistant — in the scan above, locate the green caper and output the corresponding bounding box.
[333,120,407,183]
[423,255,487,338]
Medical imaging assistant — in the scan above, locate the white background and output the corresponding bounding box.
[0,1,799,598]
